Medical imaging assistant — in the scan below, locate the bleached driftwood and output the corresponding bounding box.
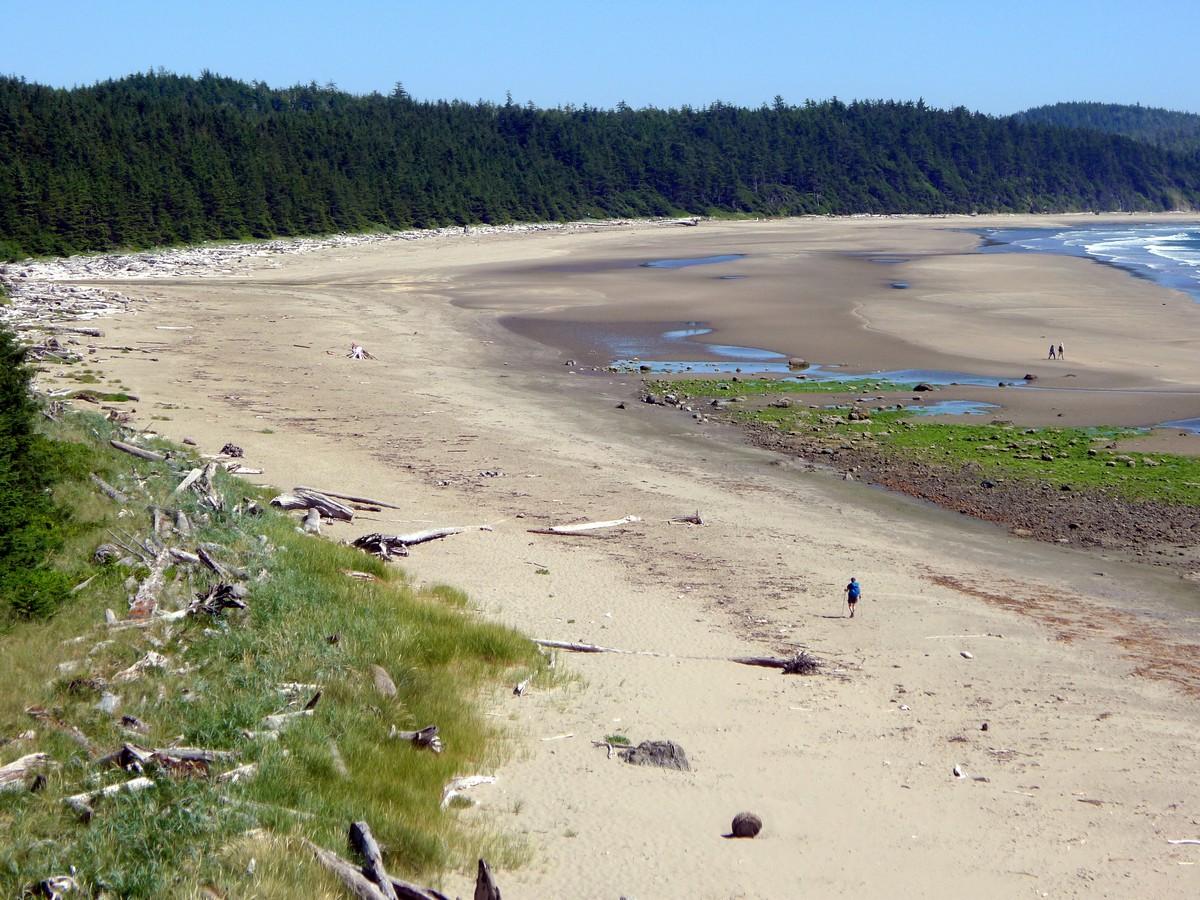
[294,485,403,510]
[65,776,154,817]
[109,439,166,462]
[216,762,259,783]
[441,774,496,809]
[271,489,355,521]
[528,515,641,535]
[172,467,204,495]
[352,525,492,559]
[114,651,168,682]
[0,753,49,792]
[533,639,665,657]
[264,709,313,732]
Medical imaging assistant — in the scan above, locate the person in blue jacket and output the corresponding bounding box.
[845,577,861,618]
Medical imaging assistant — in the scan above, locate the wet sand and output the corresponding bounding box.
[34,215,1200,898]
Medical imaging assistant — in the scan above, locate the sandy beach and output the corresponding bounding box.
[30,215,1200,898]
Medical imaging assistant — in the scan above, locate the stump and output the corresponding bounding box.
[731,811,763,838]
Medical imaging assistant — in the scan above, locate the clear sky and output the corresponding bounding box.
[5,0,1197,116]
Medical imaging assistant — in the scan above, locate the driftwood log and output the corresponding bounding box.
[0,753,48,792]
[304,821,469,900]
[294,485,403,510]
[475,859,501,900]
[350,821,400,900]
[271,489,355,521]
[109,440,166,462]
[390,725,442,753]
[89,473,129,503]
[528,515,641,535]
[65,776,155,819]
[172,467,203,495]
[352,526,492,559]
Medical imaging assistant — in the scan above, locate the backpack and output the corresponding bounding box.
[848,582,861,600]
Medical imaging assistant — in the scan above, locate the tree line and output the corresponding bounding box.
[1016,102,1200,155]
[2,71,1199,260]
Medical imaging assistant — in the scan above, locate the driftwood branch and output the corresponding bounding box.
[353,526,492,559]
[528,515,641,535]
[294,485,403,510]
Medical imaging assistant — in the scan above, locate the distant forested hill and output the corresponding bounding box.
[2,72,1199,260]
[1016,102,1200,154]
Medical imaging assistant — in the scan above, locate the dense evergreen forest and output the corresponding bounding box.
[1016,102,1200,155]
[2,72,1200,260]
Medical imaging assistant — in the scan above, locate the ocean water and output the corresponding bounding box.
[979,221,1200,302]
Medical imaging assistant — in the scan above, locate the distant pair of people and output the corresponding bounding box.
[1047,343,1064,360]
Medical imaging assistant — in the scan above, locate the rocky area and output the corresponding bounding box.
[745,420,1200,579]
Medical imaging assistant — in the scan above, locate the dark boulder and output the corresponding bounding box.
[619,740,691,771]
[731,811,763,838]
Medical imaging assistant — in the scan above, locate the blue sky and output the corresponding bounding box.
[6,1,1197,115]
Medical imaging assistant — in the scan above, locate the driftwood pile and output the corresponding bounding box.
[0,217,691,344]
[4,444,492,897]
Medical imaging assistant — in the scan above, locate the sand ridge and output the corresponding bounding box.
[33,216,1200,898]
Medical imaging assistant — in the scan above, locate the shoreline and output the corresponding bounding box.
[11,215,1200,898]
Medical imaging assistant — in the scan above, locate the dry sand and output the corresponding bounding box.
[39,216,1200,898]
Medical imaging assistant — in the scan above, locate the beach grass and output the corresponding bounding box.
[0,411,543,898]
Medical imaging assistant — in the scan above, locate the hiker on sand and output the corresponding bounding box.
[845,577,861,618]
[1058,343,1064,360]
[1047,343,1057,360]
